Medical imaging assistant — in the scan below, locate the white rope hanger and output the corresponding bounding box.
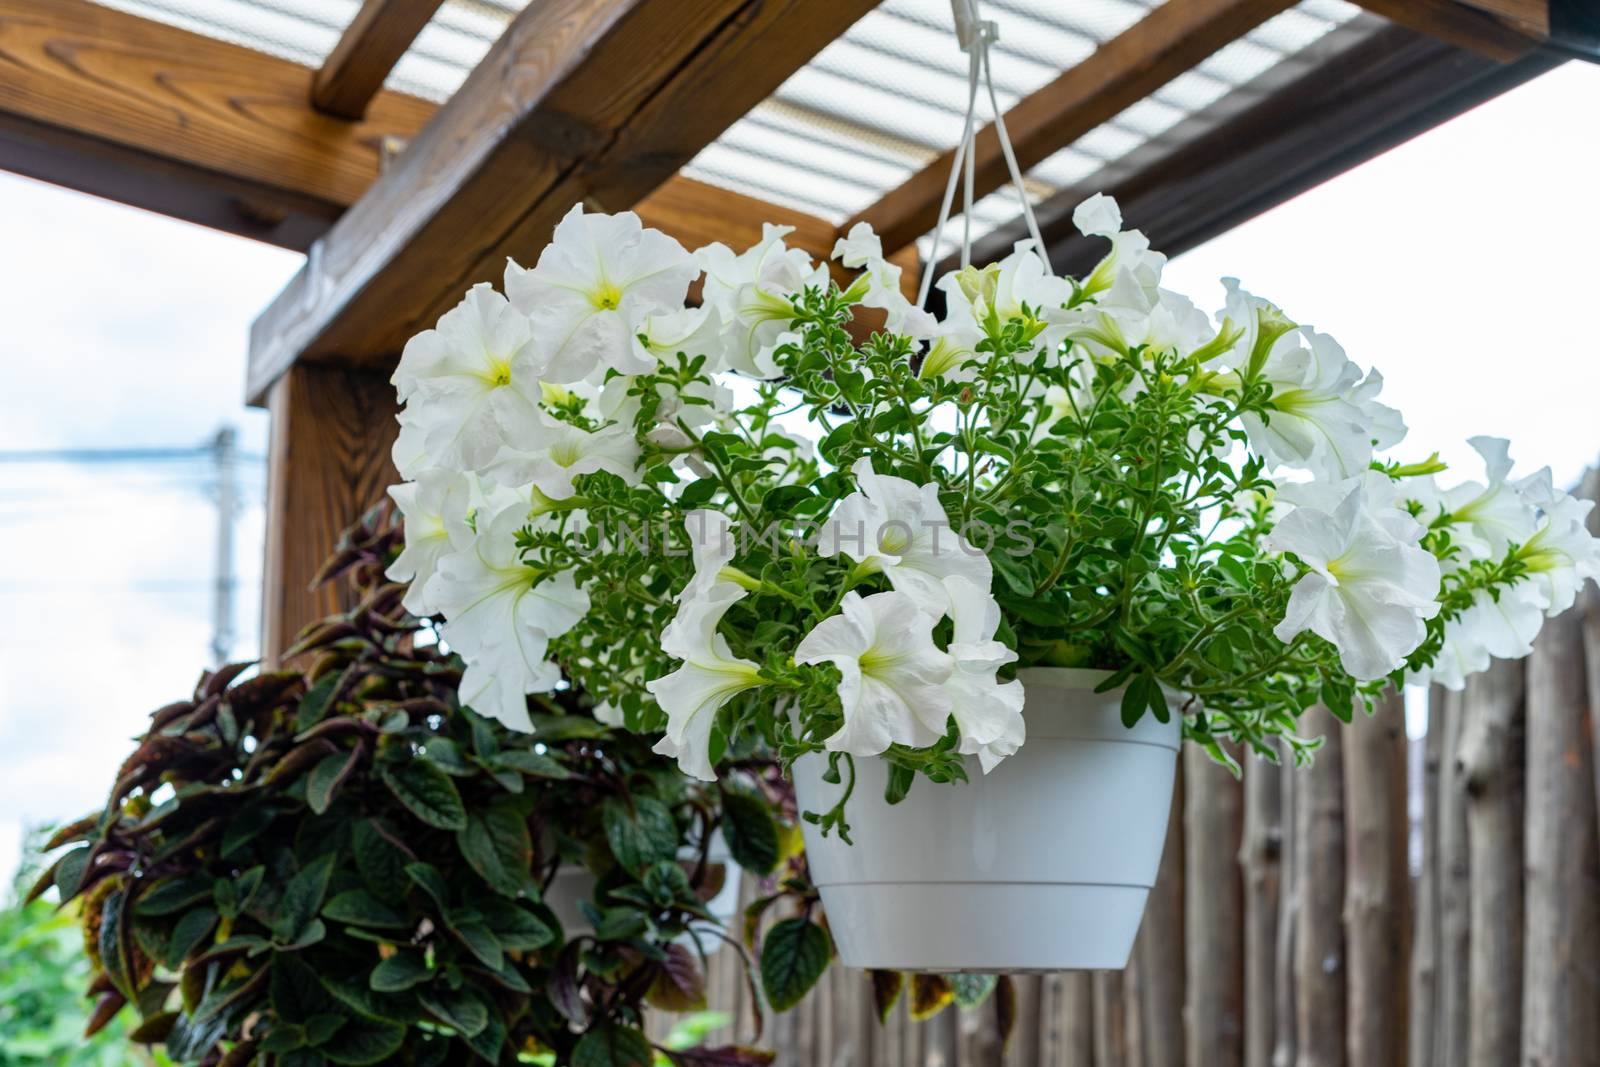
[917,0,1052,307]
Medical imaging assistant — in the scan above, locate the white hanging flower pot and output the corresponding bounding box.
[792,667,1180,973]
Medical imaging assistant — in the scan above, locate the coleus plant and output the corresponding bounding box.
[32,505,792,1067]
[385,193,1600,835]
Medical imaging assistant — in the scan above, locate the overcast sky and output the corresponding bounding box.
[0,59,1595,887]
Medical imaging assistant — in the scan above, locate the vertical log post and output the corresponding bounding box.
[1522,603,1600,1066]
[1186,744,1243,1065]
[1293,704,1345,1067]
[1409,687,1444,1067]
[1135,757,1185,1067]
[1041,973,1095,1066]
[1272,757,1298,1067]
[1094,973,1130,1067]
[1240,749,1283,1067]
[1458,657,1525,1065]
[262,363,400,662]
[1341,688,1409,1066]
[1435,689,1470,1067]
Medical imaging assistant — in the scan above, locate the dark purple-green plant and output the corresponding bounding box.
[34,506,786,1067]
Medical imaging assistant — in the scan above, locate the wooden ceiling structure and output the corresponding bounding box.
[0,0,1594,658]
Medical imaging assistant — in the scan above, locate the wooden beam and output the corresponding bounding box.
[246,0,880,405]
[961,21,1561,280]
[847,0,1298,256]
[313,0,446,120]
[262,364,399,663]
[1352,0,1547,61]
[0,0,435,250]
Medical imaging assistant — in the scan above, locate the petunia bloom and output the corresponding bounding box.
[647,582,764,780]
[794,590,954,756]
[943,576,1026,772]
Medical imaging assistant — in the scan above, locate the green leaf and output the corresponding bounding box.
[525,713,609,740]
[164,906,219,969]
[352,821,408,903]
[465,1015,507,1064]
[494,749,572,779]
[417,986,489,1037]
[297,670,341,732]
[884,764,915,805]
[275,854,336,941]
[456,799,534,898]
[307,750,357,815]
[603,796,680,872]
[320,1017,405,1066]
[378,759,467,830]
[719,789,780,876]
[323,889,407,928]
[479,899,555,951]
[368,953,430,993]
[452,920,504,970]
[909,973,954,1020]
[274,954,338,1024]
[760,918,831,1012]
[869,969,903,1023]
[573,1023,654,1067]
[135,873,212,916]
[948,973,997,1009]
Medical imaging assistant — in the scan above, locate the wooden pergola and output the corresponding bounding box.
[3,0,1599,1061]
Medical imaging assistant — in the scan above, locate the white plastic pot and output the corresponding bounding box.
[792,667,1181,973]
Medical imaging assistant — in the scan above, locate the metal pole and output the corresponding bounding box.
[210,427,237,665]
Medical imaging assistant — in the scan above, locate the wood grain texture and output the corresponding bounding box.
[313,0,446,120]
[0,0,435,249]
[967,21,1558,281]
[246,0,879,403]
[1341,689,1409,1067]
[1435,687,1470,1067]
[261,364,399,663]
[1408,689,1444,1067]
[1187,743,1244,1066]
[1240,751,1283,1067]
[1522,599,1600,1066]
[1273,757,1298,1067]
[1351,0,1547,60]
[1133,758,1185,1067]
[1293,706,1345,1067]
[1458,657,1525,1066]
[848,0,1297,254]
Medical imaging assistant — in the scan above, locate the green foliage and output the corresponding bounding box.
[0,836,166,1067]
[44,506,788,1067]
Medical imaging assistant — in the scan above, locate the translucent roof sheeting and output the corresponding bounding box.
[90,0,1372,256]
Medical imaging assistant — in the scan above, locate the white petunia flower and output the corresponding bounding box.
[427,501,591,730]
[1430,436,1537,559]
[487,416,641,500]
[391,283,544,473]
[670,508,751,609]
[1417,582,1547,690]
[1513,470,1600,615]
[698,225,829,378]
[943,576,1026,772]
[1072,193,1123,239]
[1266,481,1441,680]
[386,469,474,616]
[941,242,1072,327]
[794,591,954,756]
[647,582,764,780]
[816,458,992,617]
[1071,198,1165,314]
[504,204,697,383]
[1245,328,1385,479]
[632,305,726,371]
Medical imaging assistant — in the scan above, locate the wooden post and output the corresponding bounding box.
[1435,688,1470,1067]
[1094,972,1130,1067]
[1457,656,1525,1066]
[1135,757,1185,1067]
[1187,743,1243,1065]
[1293,704,1345,1067]
[1408,688,1444,1067]
[1240,748,1283,1067]
[261,363,399,662]
[1522,603,1600,1067]
[1341,688,1409,1066]
[1272,757,1298,1067]
[1040,973,1095,1066]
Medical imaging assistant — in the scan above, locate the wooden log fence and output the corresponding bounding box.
[686,469,1600,1065]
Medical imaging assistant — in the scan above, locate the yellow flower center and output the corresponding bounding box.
[483,356,512,388]
[591,282,623,311]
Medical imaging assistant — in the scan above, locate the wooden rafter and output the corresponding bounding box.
[958,22,1561,280]
[1350,0,1548,61]
[847,0,1300,256]
[312,0,447,120]
[0,0,855,271]
[245,0,880,404]
[0,0,435,249]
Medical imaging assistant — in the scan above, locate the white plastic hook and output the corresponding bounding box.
[921,0,1050,305]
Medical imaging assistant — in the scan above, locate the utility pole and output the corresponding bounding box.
[209,427,238,665]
